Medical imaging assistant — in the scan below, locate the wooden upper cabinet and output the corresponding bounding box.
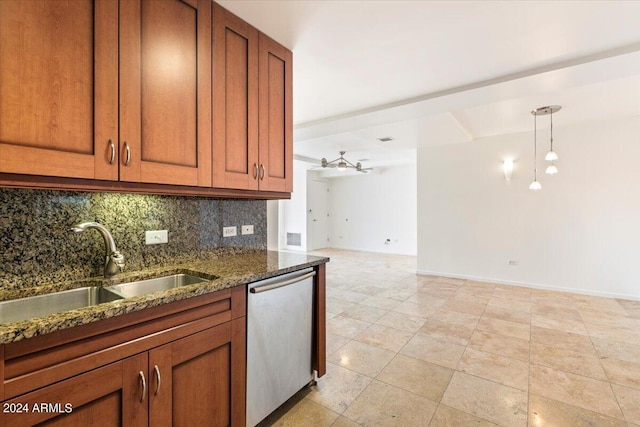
[212,3,259,191]
[258,33,293,193]
[119,0,212,187]
[212,4,292,193]
[0,0,119,180]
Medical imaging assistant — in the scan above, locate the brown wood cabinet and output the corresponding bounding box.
[212,4,293,192]
[119,0,212,187]
[0,286,247,427]
[0,0,119,181]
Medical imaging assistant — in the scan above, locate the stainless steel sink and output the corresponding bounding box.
[0,287,123,324]
[105,274,208,298]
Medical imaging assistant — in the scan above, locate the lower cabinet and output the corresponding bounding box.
[0,287,247,427]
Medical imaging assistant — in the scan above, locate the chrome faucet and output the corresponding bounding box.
[71,222,125,278]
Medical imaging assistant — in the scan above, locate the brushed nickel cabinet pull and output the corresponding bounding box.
[154,365,161,395]
[260,164,265,180]
[124,142,131,166]
[108,140,115,164]
[139,371,147,402]
[253,163,258,180]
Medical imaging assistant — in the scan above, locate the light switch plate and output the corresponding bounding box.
[241,225,254,235]
[223,226,237,237]
[145,230,168,245]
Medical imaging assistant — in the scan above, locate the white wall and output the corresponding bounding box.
[328,163,417,255]
[417,116,640,299]
[279,160,308,251]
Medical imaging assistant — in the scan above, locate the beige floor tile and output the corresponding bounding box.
[612,384,640,424]
[377,354,453,401]
[579,308,640,330]
[327,315,372,339]
[531,314,589,336]
[436,276,465,285]
[343,380,438,426]
[269,398,341,427]
[528,394,627,427]
[483,305,531,324]
[457,347,529,391]
[617,299,640,319]
[349,284,387,296]
[532,305,583,321]
[331,416,362,427]
[376,311,426,333]
[400,334,466,369]
[376,288,414,302]
[430,308,480,329]
[360,295,402,310]
[337,289,374,304]
[530,326,596,354]
[328,340,396,378]
[602,358,640,390]
[327,332,351,356]
[529,365,624,420]
[530,342,607,381]
[308,363,373,414]
[354,324,413,352]
[406,292,447,309]
[477,316,530,341]
[468,330,530,362]
[418,318,475,346]
[592,337,640,365]
[415,286,457,300]
[327,297,357,314]
[339,304,388,323]
[429,404,499,427]
[586,322,640,344]
[441,372,528,427]
[393,300,440,318]
[440,298,488,316]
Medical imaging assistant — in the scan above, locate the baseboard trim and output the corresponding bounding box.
[415,269,640,301]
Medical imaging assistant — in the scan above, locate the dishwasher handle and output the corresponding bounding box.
[250,271,316,294]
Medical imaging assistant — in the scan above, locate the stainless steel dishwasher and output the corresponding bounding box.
[246,268,316,427]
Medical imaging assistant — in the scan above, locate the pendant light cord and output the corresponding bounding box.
[550,110,554,151]
[533,113,537,180]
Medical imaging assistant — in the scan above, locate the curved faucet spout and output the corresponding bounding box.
[71,222,125,278]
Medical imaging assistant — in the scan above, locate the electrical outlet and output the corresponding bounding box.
[223,226,237,237]
[241,225,254,235]
[145,230,168,245]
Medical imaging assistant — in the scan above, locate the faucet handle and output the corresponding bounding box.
[111,251,125,269]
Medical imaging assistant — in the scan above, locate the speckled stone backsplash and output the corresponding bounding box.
[0,188,266,290]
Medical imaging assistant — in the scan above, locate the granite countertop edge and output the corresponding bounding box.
[0,250,329,345]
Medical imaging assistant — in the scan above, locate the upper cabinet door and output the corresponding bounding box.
[212,3,259,191]
[258,33,293,193]
[0,0,118,180]
[119,0,212,187]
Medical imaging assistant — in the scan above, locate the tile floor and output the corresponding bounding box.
[260,249,640,427]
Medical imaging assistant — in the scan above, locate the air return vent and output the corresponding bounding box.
[287,233,302,246]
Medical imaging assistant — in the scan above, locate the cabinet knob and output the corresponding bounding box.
[108,140,115,165]
[124,142,131,166]
[139,371,147,402]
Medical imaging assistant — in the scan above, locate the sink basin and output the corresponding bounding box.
[105,274,208,298]
[0,287,123,324]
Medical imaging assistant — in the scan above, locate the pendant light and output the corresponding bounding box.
[529,112,541,191]
[530,105,562,188]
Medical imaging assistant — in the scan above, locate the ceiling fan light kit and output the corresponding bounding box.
[319,151,372,173]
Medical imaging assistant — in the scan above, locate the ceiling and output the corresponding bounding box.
[217,1,640,171]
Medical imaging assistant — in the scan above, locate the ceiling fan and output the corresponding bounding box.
[319,151,372,173]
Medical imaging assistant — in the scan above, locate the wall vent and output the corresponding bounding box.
[287,233,302,246]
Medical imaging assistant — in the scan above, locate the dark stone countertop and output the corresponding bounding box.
[0,250,329,345]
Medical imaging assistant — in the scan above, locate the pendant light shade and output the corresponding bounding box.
[545,150,558,161]
[529,180,542,190]
[545,163,558,175]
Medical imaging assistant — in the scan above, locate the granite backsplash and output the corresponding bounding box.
[0,188,266,290]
